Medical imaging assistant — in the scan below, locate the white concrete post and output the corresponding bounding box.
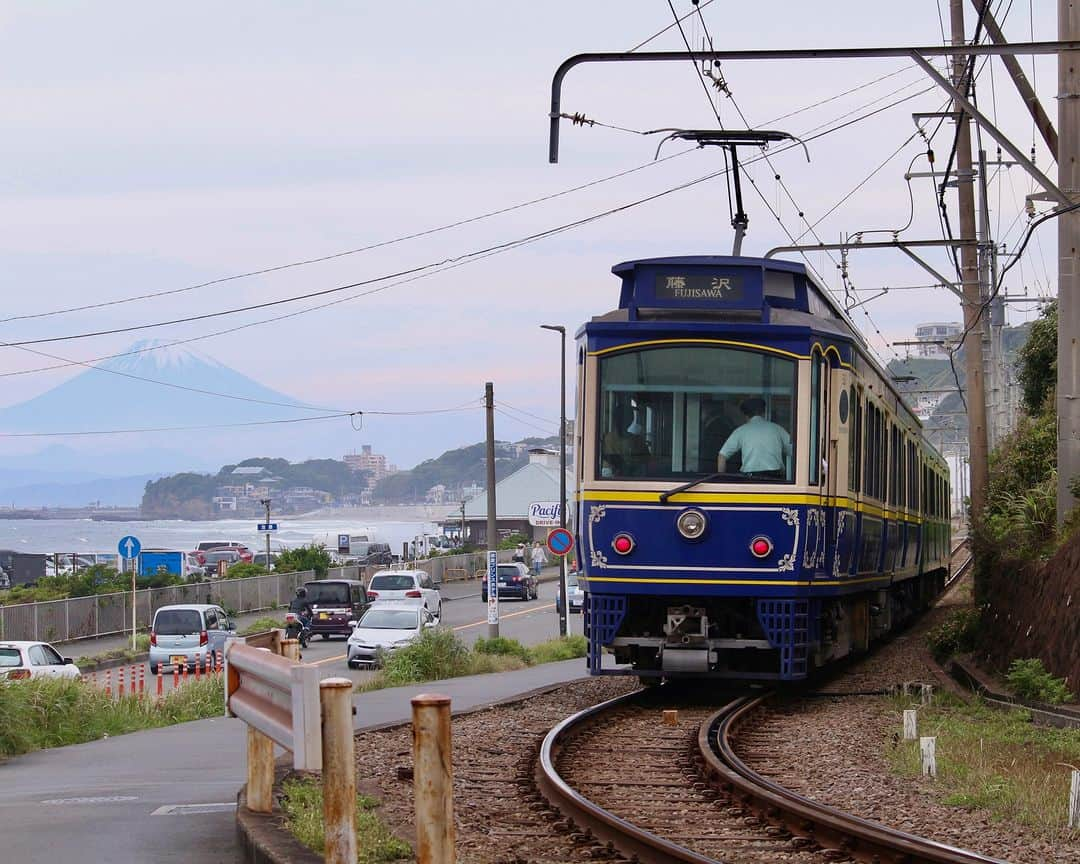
[920,736,937,777]
[920,683,933,705]
[903,709,918,741]
[1069,769,1079,829]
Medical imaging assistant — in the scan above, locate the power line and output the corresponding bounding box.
[1,88,944,373]
[0,401,484,439]
[494,407,558,437]
[0,150,697,327]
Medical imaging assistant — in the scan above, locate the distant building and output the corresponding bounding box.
[914,322,962,358]
[344,445,398,491]
[454,448,573,545]
[426,484,448,504]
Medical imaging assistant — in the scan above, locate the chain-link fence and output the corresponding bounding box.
[0,570,314,644]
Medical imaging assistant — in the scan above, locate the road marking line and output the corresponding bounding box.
[307,603,557,665]
[43,796,139,805]
[151,803,236,816]
[453,603,555,631]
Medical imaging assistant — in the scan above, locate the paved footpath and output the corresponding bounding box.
[0,654,600,864]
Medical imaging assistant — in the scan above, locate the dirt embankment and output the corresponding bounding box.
[979,532,1080,690]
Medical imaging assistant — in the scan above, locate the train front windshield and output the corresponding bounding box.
[597,345,795,482]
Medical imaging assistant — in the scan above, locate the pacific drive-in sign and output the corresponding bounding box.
[528,502,562,527]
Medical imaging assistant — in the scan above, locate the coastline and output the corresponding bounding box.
[0,503,458,524]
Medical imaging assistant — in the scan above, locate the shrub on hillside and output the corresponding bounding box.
[1005,658,1074,705]
[926,608,982,661]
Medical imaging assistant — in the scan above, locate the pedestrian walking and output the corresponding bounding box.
[511,542,526,564]
[530,541,547,577]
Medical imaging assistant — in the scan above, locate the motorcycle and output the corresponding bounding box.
[284,611,312,648]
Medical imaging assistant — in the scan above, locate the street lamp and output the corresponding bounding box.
[540,324,569,638]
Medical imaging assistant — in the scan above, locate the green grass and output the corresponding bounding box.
[75,633,152,669]
[240,616,286,636]
[0,674,224,758]
[887,698,1080,836]
[279,778,412,863]
[356,631,587,692]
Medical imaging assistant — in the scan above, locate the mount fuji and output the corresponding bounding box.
[0,339,341,482]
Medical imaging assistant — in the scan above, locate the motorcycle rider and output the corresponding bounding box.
[287,586,313,642]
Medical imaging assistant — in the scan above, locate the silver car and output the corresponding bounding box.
[556,570,585,614]
[346,603,436,669]
[149,604,235,673]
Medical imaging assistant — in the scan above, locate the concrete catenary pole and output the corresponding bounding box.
[1058,0,1080,524]
[541,324,569,638]
[951,0,990,522]
[485,382,498,639]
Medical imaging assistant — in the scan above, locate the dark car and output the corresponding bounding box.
[351,542,393,567]
[305,579,371,638]
[481,562,538,602]
[202,549,242,576]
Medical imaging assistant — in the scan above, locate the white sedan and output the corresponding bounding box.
[346,604,436,669]
[0,641,81,681]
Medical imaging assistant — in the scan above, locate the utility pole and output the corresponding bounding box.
[485,382,499,639]
[951,0,990,522]
[260,498,272,571]
[1058,0,1080,524]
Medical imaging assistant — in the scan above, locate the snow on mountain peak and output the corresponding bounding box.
[100,339,226,374]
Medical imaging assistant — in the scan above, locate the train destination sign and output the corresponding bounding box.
[654,272,745,303]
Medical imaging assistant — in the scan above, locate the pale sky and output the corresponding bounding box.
[0,1,1062,470]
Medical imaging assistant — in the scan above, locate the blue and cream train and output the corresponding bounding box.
[573,256,951,681]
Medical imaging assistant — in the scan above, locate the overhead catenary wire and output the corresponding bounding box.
[0,401,485,439]
[0,149,698,327]
[0,89,936,360]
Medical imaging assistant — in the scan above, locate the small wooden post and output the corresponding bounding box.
[662,709,679,726]
[1069,769,1079,829]
[412,693,455,864]
[280,638,300,662]
[920,683,933,705]
[903,709,918,741]
[920,736,937,777]
[321,678,357,864]
[246,726,275,813]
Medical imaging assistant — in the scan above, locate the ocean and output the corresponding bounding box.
[0,516,440,557]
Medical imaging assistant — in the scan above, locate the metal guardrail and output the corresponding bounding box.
[225,640,322,770]
[0,570,314,644]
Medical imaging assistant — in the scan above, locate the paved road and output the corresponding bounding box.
[1,570,594,863]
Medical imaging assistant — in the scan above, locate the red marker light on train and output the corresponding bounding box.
[750,536,773,558]
[612,534,635,555]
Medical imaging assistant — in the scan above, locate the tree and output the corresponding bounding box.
[1016,301,1057,416]
[274,544,332,577]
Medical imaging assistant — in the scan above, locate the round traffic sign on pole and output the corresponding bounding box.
[118,535,141,560]
[546,527,574,557]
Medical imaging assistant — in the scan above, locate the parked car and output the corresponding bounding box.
[202,549,243,576]
[346,603,436,668]
[367,569,442,619]
[304,579,371,639]
[350,542,393,567]
[481,562,538,602]
[149,604,235,674]
[192,541,253,566]
[252,552,278,569]
[0,641,80,680]
[555,570,585,614]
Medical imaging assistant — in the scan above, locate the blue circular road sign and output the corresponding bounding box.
[118,535,142,560]
[546,528,574,557]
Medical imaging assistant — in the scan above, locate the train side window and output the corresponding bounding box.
[808,356,822,485]
[850,389,862,494]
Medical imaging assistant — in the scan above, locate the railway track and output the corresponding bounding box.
[537,688,1009,864]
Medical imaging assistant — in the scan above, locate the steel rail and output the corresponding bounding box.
[535,689,723,864]
[698,696,1009,864]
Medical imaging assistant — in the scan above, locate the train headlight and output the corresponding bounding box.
[612,533,635,555]
[676,509,708,540]
[750,536,773,558]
